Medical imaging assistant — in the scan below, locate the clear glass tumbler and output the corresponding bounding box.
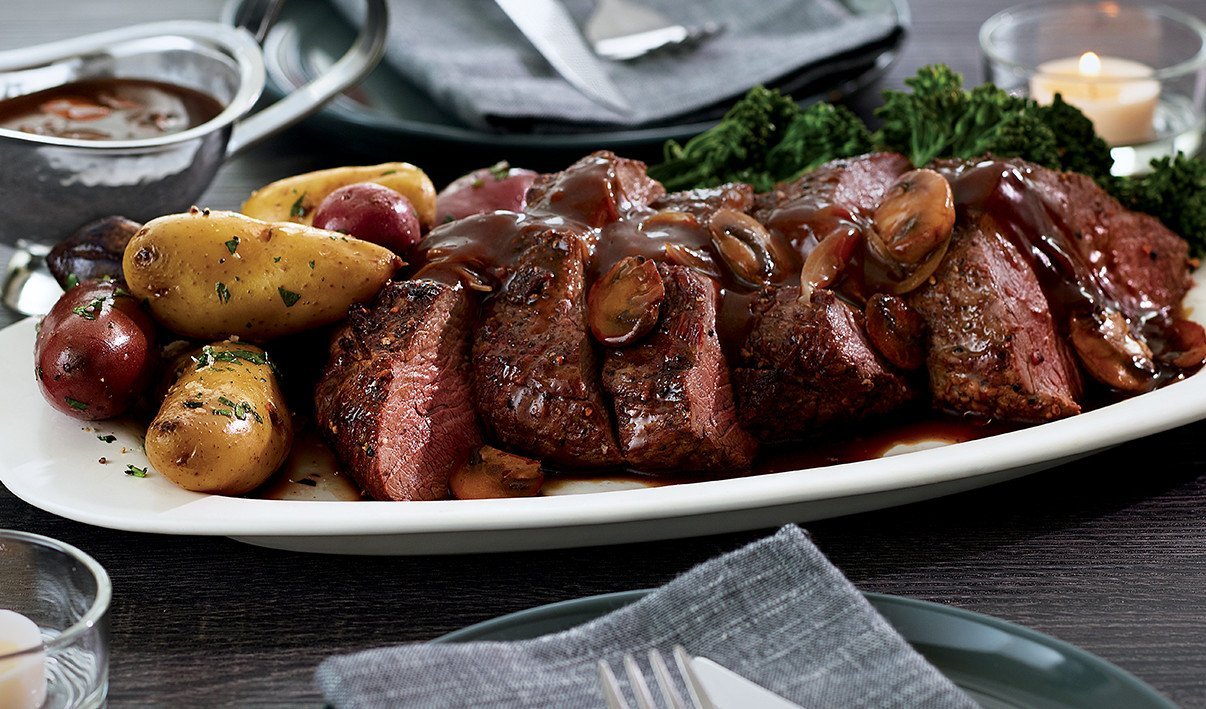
[0,530,110,708]
[980,1,1206,175]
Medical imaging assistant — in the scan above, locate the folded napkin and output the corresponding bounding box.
[316,526,977,708]
[331,0,901,130]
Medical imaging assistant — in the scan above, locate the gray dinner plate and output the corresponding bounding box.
[435,590,1174,709]
[255,0,909,174]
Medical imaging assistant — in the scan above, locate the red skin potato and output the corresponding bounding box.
[35,279,158,420]
[312,183,422,257]
[436,163,538,223]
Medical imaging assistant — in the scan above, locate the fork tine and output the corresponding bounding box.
[597,660,632,709]
[622,653,658,709]
[647,648,688,709]
[672,645,718,709]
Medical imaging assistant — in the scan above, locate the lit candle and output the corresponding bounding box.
[1030,52,1160,146]
[0,609,46,709]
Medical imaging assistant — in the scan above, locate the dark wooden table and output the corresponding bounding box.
[3,0,1205,706]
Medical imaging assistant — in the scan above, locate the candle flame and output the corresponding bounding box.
[1079,51,1102,76]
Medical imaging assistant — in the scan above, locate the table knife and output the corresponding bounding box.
[691,656,804,709]
[493,0,632,115]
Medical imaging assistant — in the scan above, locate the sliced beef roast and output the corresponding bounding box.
[602,263,757,472]
[908,216,1083,421]
[526,150,665,228]
[651,183,755,217]
[734,288,915,442]
[472,226,624,468]
[1025,163,1192,316]
[315,280,479,501]
[752,153,911,227]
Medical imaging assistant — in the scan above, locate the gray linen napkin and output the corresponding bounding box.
[315,526,977,708]
[330,0,900,130]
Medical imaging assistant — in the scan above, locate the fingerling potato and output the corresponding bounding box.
[123,209,402,341]
[241,162,437,229]
[146,341,292,495]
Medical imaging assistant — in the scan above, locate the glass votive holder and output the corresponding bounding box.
[980,1,1206,175]
[0,531,110,709]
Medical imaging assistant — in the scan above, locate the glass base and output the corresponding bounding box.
[1109,95,1204,176]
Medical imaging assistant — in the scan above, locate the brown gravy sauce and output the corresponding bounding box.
[0,78,223,140]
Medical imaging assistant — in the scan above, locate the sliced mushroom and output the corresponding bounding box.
[588,256,665,346]
[708,208,784,286]
[449,445,544,499]
[641,210,700,231]
[800,230,861,300]
[863,169,957,296]
[1069,310,1157,392]
[872,169,956,265]
[864,293,926,370]
[1166,319,1206,369]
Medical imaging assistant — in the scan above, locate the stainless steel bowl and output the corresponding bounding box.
[0,0,387,245]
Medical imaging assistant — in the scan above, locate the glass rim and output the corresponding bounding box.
[979,0,1206,81]
[0,529,111,662]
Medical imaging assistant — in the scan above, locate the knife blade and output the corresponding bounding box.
[493,0,632,115]
[690,656,804,709]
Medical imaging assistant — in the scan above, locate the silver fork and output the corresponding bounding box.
[597,645,716,709]
[584,0,724,62]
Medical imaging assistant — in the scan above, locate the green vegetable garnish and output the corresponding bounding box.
[765,103,873,185]
[65,274,79,289]
[278,287,301,308]
[65,397,89,411]
[649,85,799,192]
[215,282,231,304]
[124,465,148,478]
[97,434,116,443]
[874,65,1111,178]
[194,346,270,371]
[290,193,308,218]
[225,236,240,254]
[71,297,107,320]
[488,161,511,181]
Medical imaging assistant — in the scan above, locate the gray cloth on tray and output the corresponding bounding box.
[315,525,977,708]
[331,0,901,130]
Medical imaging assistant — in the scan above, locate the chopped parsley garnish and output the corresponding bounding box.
[225,236,240,254]
[308,260,315,269]
[194,345,270,371]
[124,464,148,478]
[471,177,485,189]
[274,256,282,263]
[97,434,116,443]
[215,281,231,304]
[236,401,263,423]
[212,396,263,423]
[65,397,89,411]
[380,169,398,175]
[278,287,301,308]
[290,193,308,218]
[443,215,455,224]
[182,400,204,409]
[72,297,107,320]
[65,274,79,289]
[488,161,510,181]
